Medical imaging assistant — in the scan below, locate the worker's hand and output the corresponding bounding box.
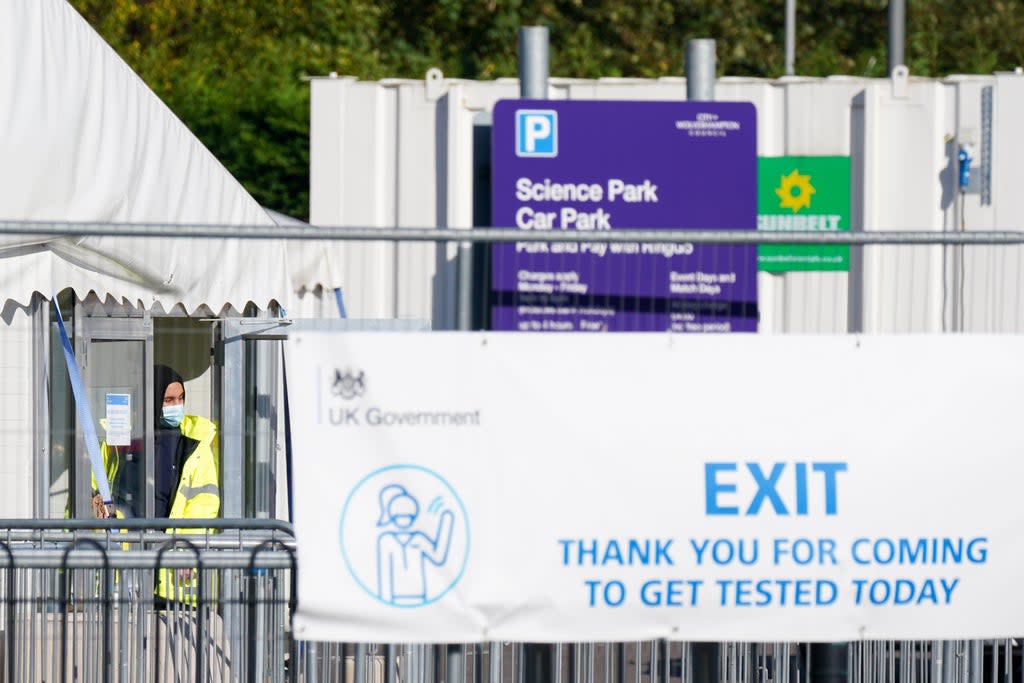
[91,494,109,519]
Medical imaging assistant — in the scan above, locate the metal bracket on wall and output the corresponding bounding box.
[890,65,909,99]
[981,85,993,206]
[425,67,446,102]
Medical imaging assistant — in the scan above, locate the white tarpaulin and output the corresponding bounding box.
[0,0,341,313]
[287,333,1024,643]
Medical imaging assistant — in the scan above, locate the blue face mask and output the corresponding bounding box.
[161,404,185,428]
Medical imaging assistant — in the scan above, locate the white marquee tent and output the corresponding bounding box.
[0,0,340,314]
[0,0,343,518]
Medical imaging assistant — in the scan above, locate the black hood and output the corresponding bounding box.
[153,364,184,423]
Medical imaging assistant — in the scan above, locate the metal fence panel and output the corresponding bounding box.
[2,227,1024,681]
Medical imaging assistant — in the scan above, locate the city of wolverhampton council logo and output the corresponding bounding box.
[775,169,816,212]
[331,368,365,400]
[339,464,470,608]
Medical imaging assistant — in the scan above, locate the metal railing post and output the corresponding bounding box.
[518,26,549,100]
[685,39,716,101]
[692,642,719,683]
[888,0,906,73]
[385,643,397,683]
[0,543,14,683]
[784,0,796,75]
[446,644,464,683]
[60,539,111,683]
[354,643,367,683]
[810,642,848,683]
[517,24,555,683]
[524,642,553,683]
[457,242,474,331]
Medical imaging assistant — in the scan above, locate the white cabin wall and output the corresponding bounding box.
[309,72,1024,334]
[0,303,36,517]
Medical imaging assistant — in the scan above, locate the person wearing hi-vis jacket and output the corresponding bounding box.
[94,364,220,603]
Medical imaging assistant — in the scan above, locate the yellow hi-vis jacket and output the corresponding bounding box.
[158,414,220,604]
[98,414,221,521]
[164,414,221,523]
[99,415,220,603]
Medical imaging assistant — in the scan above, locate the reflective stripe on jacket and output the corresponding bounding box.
[167,414,221,523]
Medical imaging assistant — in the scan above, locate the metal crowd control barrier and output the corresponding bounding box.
[0,518,296,683]
[0,518,1017,683]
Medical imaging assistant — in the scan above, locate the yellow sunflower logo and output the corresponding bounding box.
[775,169,816,213]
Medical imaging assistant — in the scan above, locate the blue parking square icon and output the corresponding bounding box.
[515,110,558,157]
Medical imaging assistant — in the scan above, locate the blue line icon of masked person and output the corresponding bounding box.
[375,484,455,606]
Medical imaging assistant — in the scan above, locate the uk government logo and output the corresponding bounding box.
[331,368,365,400]
[516,109,558,157]
[320,366,482,428]
[339,464,470,607]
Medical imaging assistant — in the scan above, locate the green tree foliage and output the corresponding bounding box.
[69,0,370,219]
[70,1,1024,219]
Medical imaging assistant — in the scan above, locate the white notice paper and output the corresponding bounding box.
[104,393,131,447]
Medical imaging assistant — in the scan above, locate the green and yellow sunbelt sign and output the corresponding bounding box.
[757,156,851,272]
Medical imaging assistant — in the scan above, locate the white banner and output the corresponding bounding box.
[286,333,1024,643]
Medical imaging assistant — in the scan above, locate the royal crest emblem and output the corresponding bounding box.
[331,368,366,400]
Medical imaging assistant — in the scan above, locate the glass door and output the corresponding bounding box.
[73,316,154,518]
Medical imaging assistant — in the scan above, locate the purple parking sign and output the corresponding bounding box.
[491,99,758,332]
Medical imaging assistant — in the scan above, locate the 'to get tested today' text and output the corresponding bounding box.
[558,461,987,610]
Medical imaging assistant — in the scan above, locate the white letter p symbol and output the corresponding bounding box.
[524,116,551,152]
